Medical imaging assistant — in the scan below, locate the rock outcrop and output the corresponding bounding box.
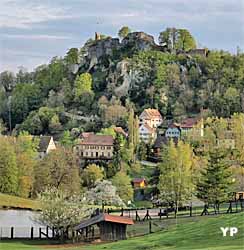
[121,32,158,51]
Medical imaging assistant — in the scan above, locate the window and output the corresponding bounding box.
[108,152,111,157]
[86,152,88,156]
[91,152,94,157]
[101,152,104,157]
[107,146,111,150]
[96,152,98,157]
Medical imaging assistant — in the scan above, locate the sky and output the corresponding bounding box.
[0,0,243,72]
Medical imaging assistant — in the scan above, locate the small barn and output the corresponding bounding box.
[132,178,147,189]
[74,213,134,241]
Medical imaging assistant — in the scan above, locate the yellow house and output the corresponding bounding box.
[132,178,147,188]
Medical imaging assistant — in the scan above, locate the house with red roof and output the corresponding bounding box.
[180,117,204,137]
[139,108,162,143]
[139,108,163,128]
[139,123,157,143]
[132,178,147,188]
[74,134,114,160]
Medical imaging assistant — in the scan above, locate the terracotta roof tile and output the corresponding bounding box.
[80,134,114,146]
[143,108,162,118]
[181,118,199,128]
[133,178,146,183]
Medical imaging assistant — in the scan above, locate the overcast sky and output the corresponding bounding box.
[0,0,243,72]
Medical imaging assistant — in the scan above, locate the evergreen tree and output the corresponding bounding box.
[60,130,73,147]
[196,149,233,213]
[137,141,147,160]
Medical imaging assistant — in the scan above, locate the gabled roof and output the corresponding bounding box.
[153,135,178,148]
[38,136,53,152]
[140,123,155,133]
[180,118,199,128]
[168,123,181,129]
[80,134,114,146]
[80,132,94,139]
[140,108,162,119]
[75,213,134,230]
[133,178,146,183]
[114,127,127,137]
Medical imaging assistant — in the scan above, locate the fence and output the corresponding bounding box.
[0,226,54,240]
[107,200,244,221]
[1,200,243,240]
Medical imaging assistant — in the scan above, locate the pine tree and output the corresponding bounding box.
[196,149,233,214]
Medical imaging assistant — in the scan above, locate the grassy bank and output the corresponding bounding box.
[1,212,243,250]
[0,193,40,210]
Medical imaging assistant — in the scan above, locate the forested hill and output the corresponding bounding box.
[0,27,244,136]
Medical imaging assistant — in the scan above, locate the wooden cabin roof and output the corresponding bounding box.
[75,213,134,230]
[133,178,146,183]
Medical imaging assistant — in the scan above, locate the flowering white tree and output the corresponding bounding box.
[36,188,92,232]
[85,180,125,208]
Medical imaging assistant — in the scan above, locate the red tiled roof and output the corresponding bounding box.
[181,118,199,128]
[80,132,94,138]
[80,134,114,146]
[75,213,134,230]
[143,108,162,119]
[133,178,146,183]
[114,127,127,137]
[141,123,156,133]
[103,214,134,225]
[168,123,180,129]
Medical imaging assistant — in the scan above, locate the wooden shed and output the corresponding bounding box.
[74,213,134,241]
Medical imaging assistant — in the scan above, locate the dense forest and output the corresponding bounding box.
[0,27,244,137]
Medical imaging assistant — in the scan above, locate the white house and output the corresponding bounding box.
[165,123,181,138]
[139,123,156,143]
[38,136,56,159]
[139,108,163,128]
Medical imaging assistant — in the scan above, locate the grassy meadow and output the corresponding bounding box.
[0,212,243,250]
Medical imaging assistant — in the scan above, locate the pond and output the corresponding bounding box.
[0,209,46,238]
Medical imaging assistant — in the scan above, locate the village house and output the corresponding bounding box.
[139,108,162,143]
[139,123,156,143]
[139,108,163,128]
[180,117,204,137]
[153,135,178,159]
[37,136,56,159]
[74,134,114,160]
[132,178,147,188]
[165,123,181,138]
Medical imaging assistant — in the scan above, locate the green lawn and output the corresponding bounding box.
[0,193,41,210]
[1,212,243,250]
